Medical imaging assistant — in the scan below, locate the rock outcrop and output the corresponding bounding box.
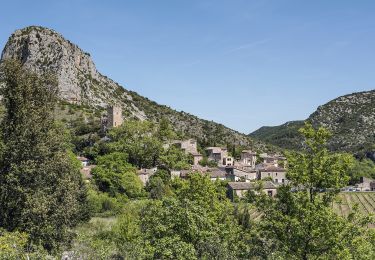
[1,26,136,109]
[1,26,266,148]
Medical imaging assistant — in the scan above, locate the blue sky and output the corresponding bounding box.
[1,0,375,133]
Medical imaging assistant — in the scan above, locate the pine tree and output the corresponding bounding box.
[0,60,88,251]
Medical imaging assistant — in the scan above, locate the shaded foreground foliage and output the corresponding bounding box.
[0,60,88,253]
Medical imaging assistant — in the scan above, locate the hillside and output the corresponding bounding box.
[0,26,268,149]
[249,121,304,150]
[250,90,375,153]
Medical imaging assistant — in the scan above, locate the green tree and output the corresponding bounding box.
[114,173,247,259]
[198,157,218,167]
[92,152,143,198]
[146,169,173,199]
[156,117,176,141]
[0,60,88,252]
[159,146,191,170]
[255,123,374,259]
[108,120,163,168]
[0,229,49,259]
[348,158,375,184]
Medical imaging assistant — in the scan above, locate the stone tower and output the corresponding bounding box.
[107,106,123,128]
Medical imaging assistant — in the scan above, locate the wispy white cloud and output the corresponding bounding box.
[226,38,271,54]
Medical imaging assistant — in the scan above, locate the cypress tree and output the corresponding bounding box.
[0,59,88,251]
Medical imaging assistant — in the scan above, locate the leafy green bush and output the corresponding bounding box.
[87,188,124,216]
[0,229,48,259]
[199,157,218,167]
[92,152,144,198]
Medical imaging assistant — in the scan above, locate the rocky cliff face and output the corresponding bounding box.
[1,26,266,148]
[250,90,375,153]
[1,26,139,112]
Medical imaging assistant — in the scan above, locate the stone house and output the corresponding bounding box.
[227,181,277,201]
[240,150,257,169]
[137,167,157,186]
[232,167,257,182]
[371,182,375,191]
[207,168,228,181]
[171,139,203,166]
[356,177,374,191]
[173,139,198,154]
[258,166,287,184]
[259,153,278,166]
[192,152,203,166]
[223,156,234,166]
[206,147,228,164]
[259,153,286,168]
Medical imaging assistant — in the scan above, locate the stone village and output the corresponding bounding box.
[78,106,375,201]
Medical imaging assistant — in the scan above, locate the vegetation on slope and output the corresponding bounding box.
[249,120,304,150]
[1,26,271,152]
[250,90,375,156]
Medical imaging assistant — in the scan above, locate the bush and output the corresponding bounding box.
[199,157,218,167]
[87,188,125,216]
[0,229,48,259]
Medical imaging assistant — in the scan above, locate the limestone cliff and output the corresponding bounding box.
[1,26,267,149]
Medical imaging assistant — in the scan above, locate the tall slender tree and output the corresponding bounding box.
[0,60,88,251]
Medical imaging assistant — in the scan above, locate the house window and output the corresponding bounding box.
[267,190,273,196]
[282,179,285,183]
[276,172,278,176]
[275,179,278,183]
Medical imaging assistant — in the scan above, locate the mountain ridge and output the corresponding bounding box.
[250,89,375,153]
[1,26,269,150]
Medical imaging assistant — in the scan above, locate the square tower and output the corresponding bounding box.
[107,106,123,128]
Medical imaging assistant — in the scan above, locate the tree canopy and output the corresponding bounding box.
[0,59,88,252]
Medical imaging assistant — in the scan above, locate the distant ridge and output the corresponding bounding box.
[250,90,375,153]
